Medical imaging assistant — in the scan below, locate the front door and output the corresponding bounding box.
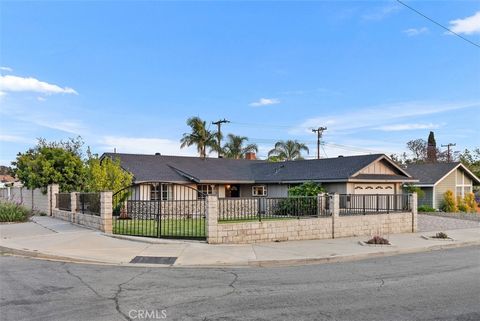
[225,184,240,197]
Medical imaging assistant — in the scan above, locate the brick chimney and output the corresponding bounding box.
[245,152,256,160]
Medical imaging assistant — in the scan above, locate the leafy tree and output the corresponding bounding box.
[268,140,309,161]
[406,139,427,163]
[0,165,14,176]
[13,139,86,192]
[222,134,258,159]
[288,182,326,196]
[464,192,478,213]
[403,184,425,199]
[426,131,437,163]
[85,151,133,192]
[458,148,480,179]
[180,117,217,158]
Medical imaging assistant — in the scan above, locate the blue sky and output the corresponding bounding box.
[1,0,479,165]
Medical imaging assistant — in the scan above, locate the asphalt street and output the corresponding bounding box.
[1,246,479,321]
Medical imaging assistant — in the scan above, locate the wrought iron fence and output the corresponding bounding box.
[76,193,101,216]
[218,195,330,222]
[56,193,71,211]
[339,194,410,216]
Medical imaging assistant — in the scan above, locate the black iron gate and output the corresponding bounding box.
[112,182,206,240]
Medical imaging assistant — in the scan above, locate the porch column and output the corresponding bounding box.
[329,193,340,239]
[409,193,418,232]
[100,192,113,234]
[206,195,219,244]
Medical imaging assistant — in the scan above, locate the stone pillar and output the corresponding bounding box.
[100,192,113,234]
[48,184,60,216]
[329,193,340,239]
[317,193,327,217]
[70,192,77,223]
[409,193,418,233]
[206,195,218,244]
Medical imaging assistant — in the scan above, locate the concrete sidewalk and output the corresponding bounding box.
[1,216,479,267]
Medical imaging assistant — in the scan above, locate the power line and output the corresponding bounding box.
[312,127,327,159]
[441,143,456,163]
[396,0,480,49]
[212,119,230,158]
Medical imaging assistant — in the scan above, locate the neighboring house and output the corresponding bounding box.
[405,162,480,209]
[0,175,17,188]
[102,152,416,200]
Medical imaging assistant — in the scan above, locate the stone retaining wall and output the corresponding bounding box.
[334,213,413,238]
[52,208,73,222]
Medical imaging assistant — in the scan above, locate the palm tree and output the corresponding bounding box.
[268,140,309,161]
[180,117,217,158]
[223,134,258,159]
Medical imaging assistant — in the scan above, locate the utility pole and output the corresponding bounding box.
[441,143,456,163]
[212,119,230,158]
[312,127,327,159]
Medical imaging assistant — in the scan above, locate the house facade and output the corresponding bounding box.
[103,152,416,200]
[405,162,480,209]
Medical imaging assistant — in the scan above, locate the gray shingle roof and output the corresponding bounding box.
[405,162,460,185]
[103,153,413,184]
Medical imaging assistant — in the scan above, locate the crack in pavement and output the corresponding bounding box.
[62,263,105,299]
[163,268,240,311]
[113,269,151,321]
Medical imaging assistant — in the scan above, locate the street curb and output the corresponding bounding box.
[103,233,205,245]
[2,241,479,268]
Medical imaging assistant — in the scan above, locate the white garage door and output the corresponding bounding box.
[353,184,395,194]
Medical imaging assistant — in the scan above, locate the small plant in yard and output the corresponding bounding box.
[457,196,467,212]
[0,202,32,222]
[442,190,457,212]
[418,205,435,212]
[464,192,478,213]
[366,236,390,245]
[433,232,448,239]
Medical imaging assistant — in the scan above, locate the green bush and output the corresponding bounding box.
[0,202,31,222]
[457,196,467,212]
[418,205,435,212]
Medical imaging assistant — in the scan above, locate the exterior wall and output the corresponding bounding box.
[208,193,417,244]
[418,187,433,207]
[73,212,104,230]
[323,183,347,194]
[211,217,333,244]
[0,186,50,214]
[334,213,413,238]
[52,208,73,221]
[266,184,289,197]
[239,184,253,197]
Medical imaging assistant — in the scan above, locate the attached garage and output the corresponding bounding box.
[353,184,395,194]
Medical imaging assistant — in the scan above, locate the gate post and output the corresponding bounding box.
[330,193,340,239]
[206,195,218,244]
[47,184,59,216]
[100,192,113,234]
[409,193,418,233]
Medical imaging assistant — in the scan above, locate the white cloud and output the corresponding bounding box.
[374,123,441,132]
[0,134,29,143]
[0,75,78,95]
[448,11,480,35]
[99,136,198,156]
[290,100,479,135]
[0,66,13,72]
[37,96,46,102]
[403,27,429,36]
[249,98,280,107]
[362,4,401,21]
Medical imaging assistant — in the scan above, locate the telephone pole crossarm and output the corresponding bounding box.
[312,127,327,159]
[212,119,230,158]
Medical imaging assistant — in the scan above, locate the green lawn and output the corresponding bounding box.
[113,219,205,238]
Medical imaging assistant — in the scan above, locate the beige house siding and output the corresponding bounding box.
[358,159,397,175]
[434,170,457,209]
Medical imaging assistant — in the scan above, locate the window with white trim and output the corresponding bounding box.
[151,184,172,201]
[197,184,215,199]
[252,185,267,197]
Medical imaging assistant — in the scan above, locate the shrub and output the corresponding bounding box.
[366,236,390,245]
[464,192,478,213]
[457,196,467,212]
[0,202,31,222]
[418,205,435,212]
[442,190,457,212]
[403,184,425,199]
[288,182,326,196]
[434,232,448,239]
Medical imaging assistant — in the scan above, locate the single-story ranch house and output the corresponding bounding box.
[405,162,480,209]
[103,152,417,200]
